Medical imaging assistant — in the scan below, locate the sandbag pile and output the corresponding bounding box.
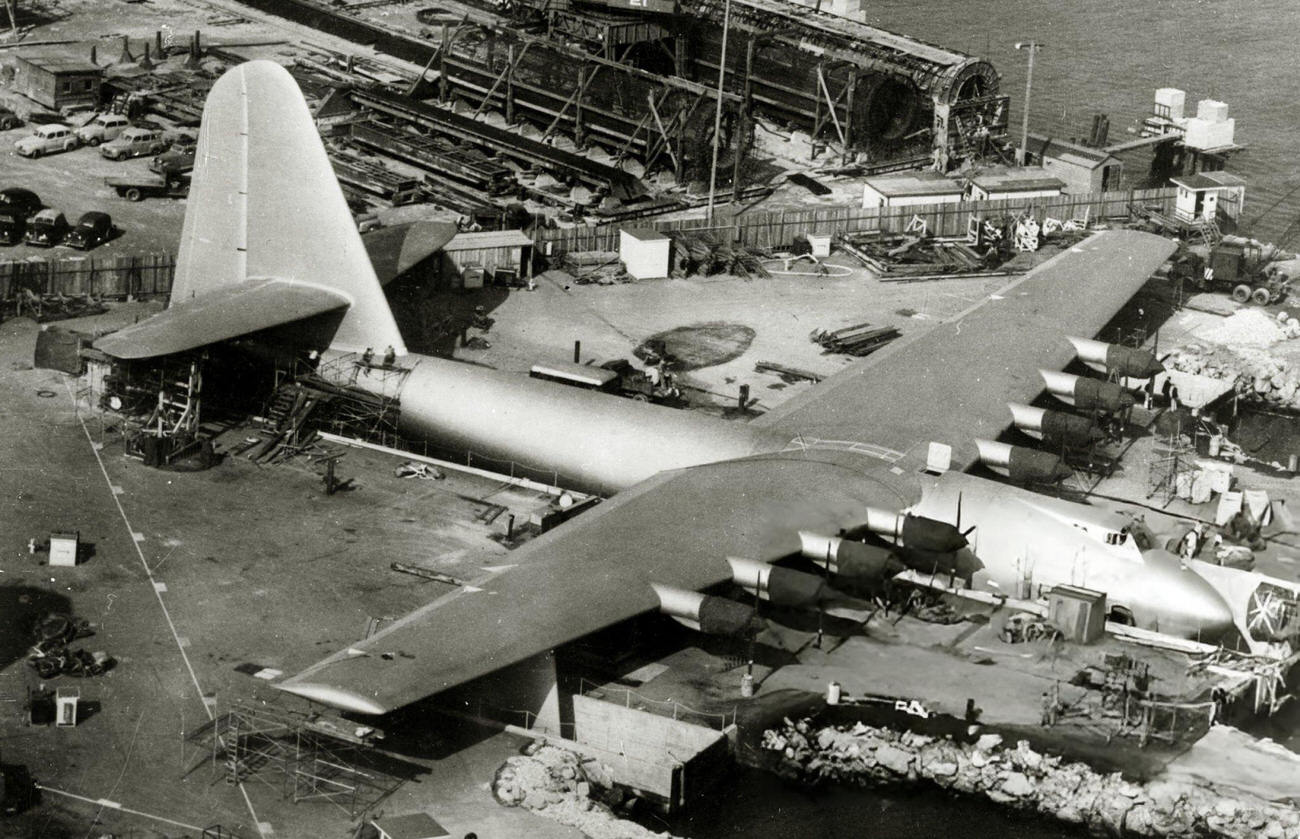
[493,741,677,839]
[763,718,1300,838]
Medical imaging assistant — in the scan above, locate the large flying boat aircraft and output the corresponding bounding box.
[92,61,1294,718]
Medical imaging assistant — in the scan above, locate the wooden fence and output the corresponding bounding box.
[0,253,176,300]
[536,187,1179,254]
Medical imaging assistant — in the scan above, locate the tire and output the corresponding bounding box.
[1251,287,1272,306]
[124,187,142,202]
[0,118,13,130]
[29,147,41,159]
[1231,284,1253,303]
[88,137,100,147]
[64,141,76,152]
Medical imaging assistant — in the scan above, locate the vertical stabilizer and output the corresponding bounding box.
[174,60,405,356]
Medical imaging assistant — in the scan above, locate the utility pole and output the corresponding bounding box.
[706,0,732,224]
[1014,41,1042,165]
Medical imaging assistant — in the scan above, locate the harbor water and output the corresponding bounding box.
[666,5,1300,835]
[864,0,1300,247]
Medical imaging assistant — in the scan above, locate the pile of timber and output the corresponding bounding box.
[668,231,770,279]
[839,231,995,279]
[810,321,899,357]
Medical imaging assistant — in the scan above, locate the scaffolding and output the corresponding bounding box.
[1147,426,1197,507]
[186,702,407,818]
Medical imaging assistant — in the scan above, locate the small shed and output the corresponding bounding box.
[1171,171,1246,227]
[619,227,671,280]
[1025,134,1122,195]
[861,170,964,209]
[441,229,533,289]
[370,813,450,839]
[11,52,102,110]
[49,532,79,567]
[965,167,1065,202]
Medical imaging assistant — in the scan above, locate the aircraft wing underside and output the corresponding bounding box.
[277,451,912,714]
[93,278,350,359]
[757,229,1179,467]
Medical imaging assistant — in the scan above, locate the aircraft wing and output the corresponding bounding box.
[277,451,912,714]
[93,278,349,359]
[756,229,1178,467]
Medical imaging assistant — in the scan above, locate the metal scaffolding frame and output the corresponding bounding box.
[187,702,403,818]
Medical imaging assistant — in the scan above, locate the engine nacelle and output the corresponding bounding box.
[847,508,968,554]
[651,584,759,636]
[975,438,1072,483]
[726,556,829,609]
[798,532,906,580]
[1039,369,1134,412]
[1008,402,1103,445]
[1067,336,1163,380]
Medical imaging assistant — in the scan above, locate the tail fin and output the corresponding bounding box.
[174,60,405,356]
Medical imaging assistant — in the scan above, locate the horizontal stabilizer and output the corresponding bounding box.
[362,221,460,286]
[93,278,349,359]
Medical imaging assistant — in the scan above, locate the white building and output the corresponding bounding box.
[861,170,964,209]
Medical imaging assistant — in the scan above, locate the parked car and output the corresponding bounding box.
[64,211,114,250]
[75,113,131,146]
[23,209,69,247]
[0,187,42,245]
[100,127,167,161]
[150,143,196,176]
[14,124,79,158]
[0,107,21,131]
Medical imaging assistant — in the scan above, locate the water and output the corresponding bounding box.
[670,6,1300,834]
[860,0,1300,246]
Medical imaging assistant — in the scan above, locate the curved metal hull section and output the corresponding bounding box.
[388,355,787,496]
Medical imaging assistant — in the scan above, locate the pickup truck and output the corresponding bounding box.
[106,174,190,201]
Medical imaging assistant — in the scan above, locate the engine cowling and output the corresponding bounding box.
[798,532,906,580]
[726,556,833,609]
[845,508,968,554]
[1067,336,1164,380]
[975,439,1072,483]
[1040,369,1134,412]
[652,584,760,636]
[1008,402,1103,445]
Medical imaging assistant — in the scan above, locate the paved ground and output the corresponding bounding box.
[0,316,582,838]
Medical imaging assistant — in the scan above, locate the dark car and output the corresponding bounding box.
[0,107,20,131]
[64,211,114,250]
[0,187,41,245]
[24,209,69,247]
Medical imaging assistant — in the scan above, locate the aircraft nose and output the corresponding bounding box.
[1174,566,1236,643]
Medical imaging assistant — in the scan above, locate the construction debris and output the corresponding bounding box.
[26,613,112,679]
[810,321,900,357]
[755,360,823,383]
[668,231,770,278]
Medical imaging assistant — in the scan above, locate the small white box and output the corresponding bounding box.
[56,687,80,727]
[1155,88,1185,120]
[620,227,671,280]
[806,234,832,258]
[1196,99,1229,123]
[49,532,78,567]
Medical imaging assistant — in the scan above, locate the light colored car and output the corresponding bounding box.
[100,128,167,161]
[14,124,80,158]
[75,113,130,147]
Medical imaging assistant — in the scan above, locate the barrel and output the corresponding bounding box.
[826,681,841,705]
[1208,435,1222,457]
[1290,454,1298,474]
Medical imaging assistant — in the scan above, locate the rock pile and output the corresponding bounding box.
[493,741,678,839]
[1165,340,1300,411]
[763,718,1300,838]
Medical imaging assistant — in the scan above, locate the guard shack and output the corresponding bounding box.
[1171,171,1246,229]
[11,52,102,111]
[1025,133,1122,195]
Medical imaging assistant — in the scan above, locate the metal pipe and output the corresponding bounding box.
[1015,41,1041,165]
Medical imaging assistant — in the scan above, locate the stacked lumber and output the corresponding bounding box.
[810,321,900,357]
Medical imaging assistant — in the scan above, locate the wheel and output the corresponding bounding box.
[0,118,13,130]
[88,137,100,147]
[1251,287,1272,305]
[124,187,142,202]
[29,147,41,159]
[1231,284,1253,303]
[64,141,76,152]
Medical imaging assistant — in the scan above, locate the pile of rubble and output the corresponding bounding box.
[493,741,678,839]
[1164,310,1300,410]
[763,718,1300,838]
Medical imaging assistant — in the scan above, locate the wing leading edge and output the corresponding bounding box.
[756,229,1178,466]
[277,451,916,714]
